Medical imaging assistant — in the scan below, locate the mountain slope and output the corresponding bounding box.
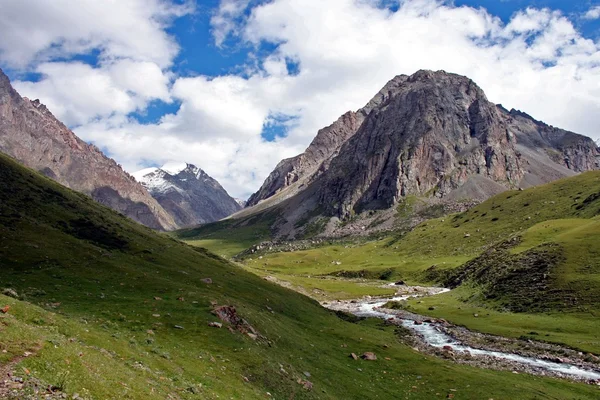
[133,162,241,228]
[2,153,594,398]
[0,68,176,231]
[241,70,599,237]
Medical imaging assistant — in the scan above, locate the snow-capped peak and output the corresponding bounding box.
[133,162,204,195]
[234,198,247,208]
[161,161,188,175]
[132,167,159,182]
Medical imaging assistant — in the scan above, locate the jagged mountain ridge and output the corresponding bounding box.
[133,162,241,228]
[0,68,177,230]
[243,70,599,235]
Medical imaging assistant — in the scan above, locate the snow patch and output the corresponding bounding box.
[161,161,188,176]
[132,167,159,182]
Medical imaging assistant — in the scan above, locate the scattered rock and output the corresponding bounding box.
[414,321,423,325]
[201,278,213,284]
[153,296,162,301]
[395,281,405,286]
[302,380,313,391]
[443,345,453,352]
[208,322,222,328]
[2,288,18,299]
[473,313,479,318]
[350,353,359,360]
[213,305,259,337]
[177,297,185,302]
[174,325,184,329]
[1,305,10,314]
[361,352,377,361]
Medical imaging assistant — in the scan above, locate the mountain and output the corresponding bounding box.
[235,198,247,208]
[0,68,176,231]
[240,70,599,236]
[133,162,241,227]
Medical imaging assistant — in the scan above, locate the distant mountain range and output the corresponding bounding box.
[237,70,600,238]
[133,162,241,228]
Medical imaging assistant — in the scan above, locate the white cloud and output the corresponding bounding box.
[584,6,600,20]
[170,74,269,139]
[13,60,172,126]
[5,0,600,199]
[211,0,252,47]
[3,1,186,126]
[0,0,193,68]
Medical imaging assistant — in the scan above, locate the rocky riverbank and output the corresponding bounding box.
[322,286,600,384]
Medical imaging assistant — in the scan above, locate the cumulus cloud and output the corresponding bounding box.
[0,0,193,68]
[211,0,252,47]
[5,0,600,199]
[584,6,600,20]
[13,60,172,126]
[3,0,188,126]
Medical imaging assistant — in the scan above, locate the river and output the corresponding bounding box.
[322,287,600,382]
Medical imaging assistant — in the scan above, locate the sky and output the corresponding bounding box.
[1,0,600,199]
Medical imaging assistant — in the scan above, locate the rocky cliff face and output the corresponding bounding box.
[133,162,241,228]
[247,76,411,207]
[246,111,364,207]
[247,70,599,227]
[318,70,529,217]
[0,68,177,231]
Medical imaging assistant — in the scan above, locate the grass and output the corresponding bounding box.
[1,153,595,398]
[172,212,276,258]
[406,287,600,354]
[181,172,600,360]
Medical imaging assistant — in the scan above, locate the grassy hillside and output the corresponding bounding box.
[174,211,277,258]
[2,154,594,398]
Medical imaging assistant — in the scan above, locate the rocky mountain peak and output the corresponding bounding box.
[133,161,241,228]
[318,69,520,217]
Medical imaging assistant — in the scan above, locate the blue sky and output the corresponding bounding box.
[1,0,600,198]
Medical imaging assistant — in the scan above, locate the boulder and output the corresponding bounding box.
[361,352,377,361]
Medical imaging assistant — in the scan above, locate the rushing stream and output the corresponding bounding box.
[323,288,600,382]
